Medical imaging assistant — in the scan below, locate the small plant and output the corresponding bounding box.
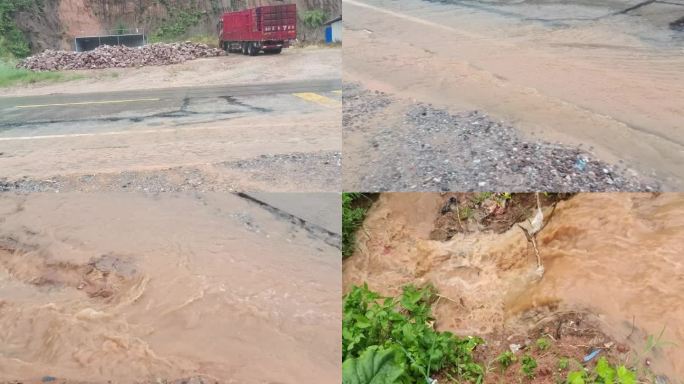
[471,192,493,205]
[494,192,512,207]
[459,206,473,220]
[521,354,537,379]
[496,351,516,370]
[342,193,368,258]
[558,357,569,370]
[536,337,551,351]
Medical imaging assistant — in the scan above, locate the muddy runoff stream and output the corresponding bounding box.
[343,193,684,381]
[0,193,340,383]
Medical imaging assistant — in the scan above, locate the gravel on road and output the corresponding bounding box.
[343,84,659,192]
[0,151,341,194]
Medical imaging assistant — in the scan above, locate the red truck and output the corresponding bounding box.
[218,4,297,56]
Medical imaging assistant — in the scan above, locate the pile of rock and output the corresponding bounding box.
[18,42,224,71]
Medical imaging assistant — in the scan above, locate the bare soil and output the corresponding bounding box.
[429,193,570,240]
[2,47,340,97]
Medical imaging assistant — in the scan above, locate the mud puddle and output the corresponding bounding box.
[0,192,340,383]
[343,192,684,381]
[343,0,684,189]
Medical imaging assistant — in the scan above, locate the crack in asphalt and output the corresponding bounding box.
[235,192,342,250]
[0,96,274,131]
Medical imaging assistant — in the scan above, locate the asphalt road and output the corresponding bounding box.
[0,79,342,192]
[245,192,342,235]
[0,79,341,134]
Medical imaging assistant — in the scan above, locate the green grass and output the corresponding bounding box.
[0,60,81,88]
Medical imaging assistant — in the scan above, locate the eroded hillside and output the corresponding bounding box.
[13,0,339,53]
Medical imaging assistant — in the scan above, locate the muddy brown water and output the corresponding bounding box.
[0,193,340,383]
[343,193,684,380]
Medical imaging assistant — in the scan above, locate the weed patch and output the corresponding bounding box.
[342,193,369,258]
[342,284,484,383]
[151,8,203,42]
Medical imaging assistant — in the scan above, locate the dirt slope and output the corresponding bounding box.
[15,0,340,52]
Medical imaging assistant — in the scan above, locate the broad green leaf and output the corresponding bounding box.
[616,366,636,384]
[567,371,586,384]
[342,346,405,384]
[595,357,615,383]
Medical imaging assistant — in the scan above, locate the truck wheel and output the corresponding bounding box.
[270,48,282,54]
[241,43,248,55]
[248,43,257,56]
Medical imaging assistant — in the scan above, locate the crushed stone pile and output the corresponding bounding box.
[17,42,224,71]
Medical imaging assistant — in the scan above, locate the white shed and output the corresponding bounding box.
[324,16,342,43]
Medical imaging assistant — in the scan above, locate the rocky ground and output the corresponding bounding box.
[17,43,224,71]
[0,151,341,194]
[343,84,660,192]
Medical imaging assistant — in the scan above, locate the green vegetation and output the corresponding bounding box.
[0,60,81,88]
[495,351,516,369]
[536,337,551,351]
[471,192,493,205]
[342,284,484,383]
[300,9,328,29]
[342,193,368,258]
[150,5,203,42]
[471,192,512,207]
[0,0,41,58]
[520,354,537,378]
[558,357,570,370]
[566,357,636,384]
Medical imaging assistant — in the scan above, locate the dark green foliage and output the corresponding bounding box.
[0,0,41,58]
[496,351,516,369]
[151,2,203,42]
[342,345,406,384]
[300,9,327,28]
[342,193,368,258]
[521,354,537,378]
[343,284,485,383]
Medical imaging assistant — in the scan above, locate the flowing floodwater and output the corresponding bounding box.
[343,193,684,380]
[0,193,340,383]
[343,0,684,187]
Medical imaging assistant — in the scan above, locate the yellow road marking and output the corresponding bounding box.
[14,98,160,109]
[332,90,342,94]
[293,92,340,107]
